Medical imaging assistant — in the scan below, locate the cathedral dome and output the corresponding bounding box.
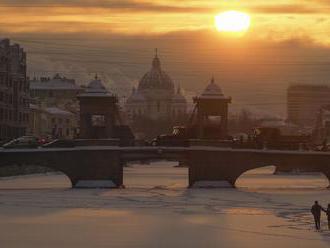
[137,52,175,93]
[127,87,145,103]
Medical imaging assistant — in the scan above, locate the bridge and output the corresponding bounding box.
[1,146,330,188]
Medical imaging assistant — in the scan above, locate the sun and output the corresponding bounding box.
[215,11,251,33]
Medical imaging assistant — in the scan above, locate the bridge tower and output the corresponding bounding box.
[191,77,231,139]
[78,76,122,139]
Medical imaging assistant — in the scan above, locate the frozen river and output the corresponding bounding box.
[0,162,330,248]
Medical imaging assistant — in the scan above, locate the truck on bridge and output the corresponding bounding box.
[253,127,312,150]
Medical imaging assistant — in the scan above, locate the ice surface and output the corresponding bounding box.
[0,163,329,248]
[192,180,232,188]
[75,180,116,188]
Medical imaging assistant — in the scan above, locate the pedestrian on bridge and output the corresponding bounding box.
[311,201,323,230]
[322,204,330,230]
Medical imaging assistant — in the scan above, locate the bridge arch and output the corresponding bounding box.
[0,161,77,188]
[188,150,330,189]
[234,165,330,188]
[0,149,125,188]
[0,164,72,188]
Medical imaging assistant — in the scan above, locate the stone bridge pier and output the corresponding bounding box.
[187,150,246,187]
[61,150,123,188]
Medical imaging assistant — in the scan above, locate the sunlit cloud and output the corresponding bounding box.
[1,0,330,45]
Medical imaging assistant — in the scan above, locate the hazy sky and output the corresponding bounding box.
[2,0,330,117]
[2,0,330,43]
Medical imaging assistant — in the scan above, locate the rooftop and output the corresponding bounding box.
[197,77,231,100]
[78,76,116,98]
[30,74,83,91]
[45,107,75,116]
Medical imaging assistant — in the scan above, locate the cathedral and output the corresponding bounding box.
[125,51,187,122]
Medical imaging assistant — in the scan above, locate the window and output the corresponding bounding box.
[92,115,105,127]
[58,128,63,137]
[157,101,160,112]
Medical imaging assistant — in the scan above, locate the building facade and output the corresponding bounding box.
[287,84,330,126]
[30,74,84,112]
[28,73,83,139]
[313,105,330,143]
[0,39,30,141]
[28,103,78,139]
[125,52,187,122]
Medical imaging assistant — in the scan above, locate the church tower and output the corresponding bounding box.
[192,77,231,139]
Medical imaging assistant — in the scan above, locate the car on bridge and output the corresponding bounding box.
[2,136,42,149]
[41,139,76,148]
[151,126,190,147]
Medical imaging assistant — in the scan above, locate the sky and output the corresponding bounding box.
[2,0,330,42]
[2,0,330,117]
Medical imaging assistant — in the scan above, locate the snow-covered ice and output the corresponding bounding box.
[0,162,329,248]
[75,180,117,188]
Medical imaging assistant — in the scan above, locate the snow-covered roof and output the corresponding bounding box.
[199,78,230,100]
[86,78,107,93]
[30,75,83,91]
[79,76,115,97]
[45,107,74,116]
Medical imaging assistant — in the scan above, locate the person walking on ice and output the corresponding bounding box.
[322,203,330,230]
[311,201,323,230]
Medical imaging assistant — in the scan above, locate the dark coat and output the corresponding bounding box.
[323,207,330,219]
[311,204,322,217]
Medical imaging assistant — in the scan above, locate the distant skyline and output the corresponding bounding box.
[2,0,330,118]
